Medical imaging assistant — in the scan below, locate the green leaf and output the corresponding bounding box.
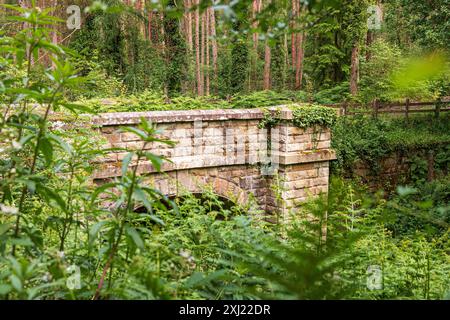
[125,225,144,250]
[133,187,153,213]
[121,152,133,176]
[48,133,73,155]
[39,137,54,166]
[91,182,119,204]
[144,152,163,172]
[0,284,12,295]
[19,133,35,147]
[397,186,418,197]
[0,223,11,236]
[148,215,165,226]
[60,102,94,114]
[88,221,109,247]
[121,126,147,140]
[36,185,67,212]
[9,275,22,292]
[9,237,34,247]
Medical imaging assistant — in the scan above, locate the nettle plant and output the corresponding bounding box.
[0,4,88,255]
[89,118,175,299]
[0,4,172,299]
[0,4,93,298]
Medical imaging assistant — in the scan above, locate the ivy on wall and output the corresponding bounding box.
[258,104,337,130]
[291,105,337,129]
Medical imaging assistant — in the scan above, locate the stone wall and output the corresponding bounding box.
[352,147,447,191]
[91,107,336,217]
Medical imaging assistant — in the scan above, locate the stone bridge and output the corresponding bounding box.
[91,107,336,219]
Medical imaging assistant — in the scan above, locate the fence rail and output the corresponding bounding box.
[324,99,450,120]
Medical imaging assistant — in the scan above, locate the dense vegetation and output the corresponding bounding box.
[0,1,449,301]
[332,114,450,176]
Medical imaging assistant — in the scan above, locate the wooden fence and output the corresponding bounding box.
[325,99,450,120]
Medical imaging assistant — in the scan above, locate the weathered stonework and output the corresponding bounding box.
[352,147,447,191]
[91,107,336,218]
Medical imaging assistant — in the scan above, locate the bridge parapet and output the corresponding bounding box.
[91,107,336,217]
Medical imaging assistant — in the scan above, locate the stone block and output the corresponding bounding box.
[121,132,140,142]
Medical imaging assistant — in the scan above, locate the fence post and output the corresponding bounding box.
[372,99,379,119]
[427,149,435,182]
[405,98,410,123]
[341,101,348,116]
[435,99,441,119]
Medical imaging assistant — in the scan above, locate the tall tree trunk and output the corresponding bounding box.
[365,31,373,61]
[263,39,271,90]
[160,12,169,98]
[205,8,210,96]
[350,45,359,96]
[184,0,194,94]
[194,0,202,95]
[294,33,304,89]
[209,7,218,94]
[148,10,153,42]
[252,0,261,50]
[200,10,206,96]
[185,0,193,52]
[284,33,289,82]
[135,0,145,35]
[291,0,297,69]
[251,0,262,91]
[51,0,59,69]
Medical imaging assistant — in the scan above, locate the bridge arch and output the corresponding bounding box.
[144,169,252,209]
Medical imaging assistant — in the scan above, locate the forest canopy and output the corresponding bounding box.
[1,0,448,105]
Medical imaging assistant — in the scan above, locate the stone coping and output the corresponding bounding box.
[90,105,297,126]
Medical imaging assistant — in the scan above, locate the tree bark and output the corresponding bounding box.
[194,0,202,95]
[209,7,218,94]
[205,8,210,96]
[51,0,59,69]
[366,30,373,61]
[160,12,169,98]
[251,0,262,91]
[291,0,297,69]
[148,11,153,42]
[350,45,359,96]
[252,0,261,50]
[200,10,206,96]
[263,40,271,90]
[295,32,304,89]
[185,0,193,52]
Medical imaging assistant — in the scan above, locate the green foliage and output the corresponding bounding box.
[258,107,282,129]
[229,38,249,95]
[231,90,308,108]
[331,114,450,174]
[386,178,449,238]
[67,52,127,100]
[359,39,402,103]
[291,104,337,129]
[257,104,336,132]
[76,89,311,113]
[181,177,450,300]
[389,53,450,101]
[313,82,349,104]
[162,0,187,96]
[385,0,450,50]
